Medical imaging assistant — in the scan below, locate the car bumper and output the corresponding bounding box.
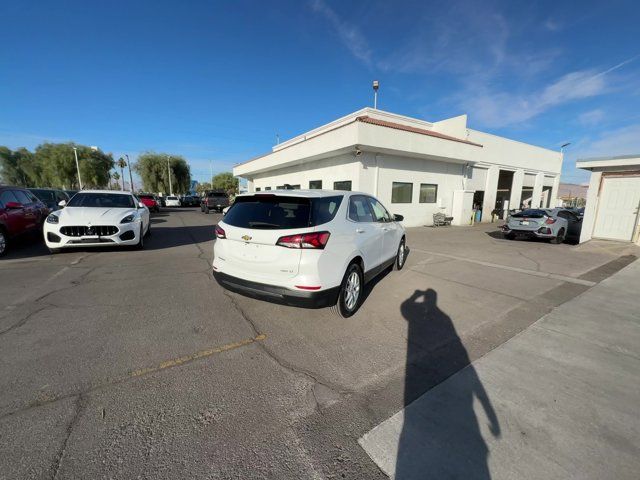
[212,270,339,309]
[43,223,141,249]
[502,226,555,238]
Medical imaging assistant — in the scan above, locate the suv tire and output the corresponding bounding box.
[550,227,565,244]
[394,238,406,271]
[333,262,364,318]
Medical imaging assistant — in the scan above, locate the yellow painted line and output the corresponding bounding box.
[129,334,267,377]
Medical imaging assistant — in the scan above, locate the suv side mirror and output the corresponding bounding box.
[58,200,66,208]
[138,201,146,209]
[393,214,404,222]
[5,201,23,209]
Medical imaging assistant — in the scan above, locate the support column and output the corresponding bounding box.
[247,179,254,193]
[509,169,524,211]
[481,165,500,222]
[550,175,560,208]
[531,172,544,208]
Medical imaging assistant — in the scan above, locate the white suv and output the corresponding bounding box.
[212,190,407,317]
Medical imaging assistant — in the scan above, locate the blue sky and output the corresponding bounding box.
[1,0,639,184]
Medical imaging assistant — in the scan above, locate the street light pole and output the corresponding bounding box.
[73,147,83,190]
[126,154,134,192]
[167,155,173,195]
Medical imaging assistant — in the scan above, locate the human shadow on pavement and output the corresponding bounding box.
[395,289,500,479]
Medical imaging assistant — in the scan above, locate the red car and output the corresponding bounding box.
[0,185,49,256]
[138,194,160,213]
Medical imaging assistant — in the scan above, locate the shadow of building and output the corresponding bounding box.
[395,289,500,479]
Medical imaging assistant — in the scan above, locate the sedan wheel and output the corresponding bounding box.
[550,227,565,244]
[0,230,7,257]
[334,263,364,318]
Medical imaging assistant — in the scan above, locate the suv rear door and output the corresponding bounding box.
[347,195,383,271]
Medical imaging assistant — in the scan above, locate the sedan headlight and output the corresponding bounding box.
[120,214,136,224]
[46,214,59,224]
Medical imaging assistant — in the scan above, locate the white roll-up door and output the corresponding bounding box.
[593,176,640,241]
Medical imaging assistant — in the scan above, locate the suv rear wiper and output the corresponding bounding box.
[248,221,280,228]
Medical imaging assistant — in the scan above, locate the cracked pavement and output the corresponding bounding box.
[1,209,638,479]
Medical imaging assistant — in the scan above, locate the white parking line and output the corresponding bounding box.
[410,248,597,287]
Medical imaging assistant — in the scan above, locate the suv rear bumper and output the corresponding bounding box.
[212,270,339,309]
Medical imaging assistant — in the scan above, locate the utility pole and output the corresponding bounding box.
[210,161,213,186]
[126,154,134,192]
[167,155,173,195]
[73,147,83,190]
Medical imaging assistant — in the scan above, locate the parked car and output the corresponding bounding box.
[43,190,150,253]
[157,195,166,207]
[0,186,49,256]
[64,190,78,199]
[181,195,198,207]
[201,190,230,213]
[28,188,70,212]
[212,190,407,317]
[138,194,161,212]
[165,196,181,207]
[222,205,230,216]
[502,208,582,244]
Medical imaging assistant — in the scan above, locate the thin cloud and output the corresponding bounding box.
[309,0,372,65]
[462,56,638,128]
[577,109,605,126]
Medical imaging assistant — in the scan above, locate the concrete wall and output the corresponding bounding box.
[250,154,361,192]
[375,154,466,227]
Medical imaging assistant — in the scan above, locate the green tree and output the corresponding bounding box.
[34,143,113,189]
[0,147,37,186]
[196,182,212,194]
[135,152,191,194]
[112,171,120,190]
[211,172,239,195]
[117,157,127,190]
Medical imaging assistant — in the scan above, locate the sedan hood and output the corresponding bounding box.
[58,207,136,225]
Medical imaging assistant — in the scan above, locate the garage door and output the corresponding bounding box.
[593,176,640,241]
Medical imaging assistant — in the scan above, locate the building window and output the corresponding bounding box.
[419,183,438,203]
[290,184,301,190]
[309,180,322,189]
[276,185,285,190]
[265,187,271,190]
[333,180,352,191]
[255,187,261,192]
[391,182,413,203]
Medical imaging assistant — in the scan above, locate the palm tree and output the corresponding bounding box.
[117,157,127,190]
[112,171,120,190]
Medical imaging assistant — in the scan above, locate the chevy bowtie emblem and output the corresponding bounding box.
[241,235,252,241]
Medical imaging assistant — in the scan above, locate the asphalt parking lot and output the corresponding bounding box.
[1,209,638,479]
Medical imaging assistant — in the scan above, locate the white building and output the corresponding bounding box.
[577,155,640,245]
[234,108,562,227]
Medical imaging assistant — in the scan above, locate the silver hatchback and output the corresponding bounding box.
[502,208,582,244]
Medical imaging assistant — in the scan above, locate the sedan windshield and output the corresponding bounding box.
[67,193,136,208]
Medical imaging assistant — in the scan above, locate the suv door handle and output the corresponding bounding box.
[356,228,365,233]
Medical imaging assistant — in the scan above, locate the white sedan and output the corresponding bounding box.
[43,190,150,253]
[212,190,406,317]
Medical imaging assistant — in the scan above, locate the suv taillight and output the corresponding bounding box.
[215,225,226,239]
[276,231,330,249]
[545,217,557,224]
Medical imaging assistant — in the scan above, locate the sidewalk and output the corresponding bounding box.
[359,259,640,479]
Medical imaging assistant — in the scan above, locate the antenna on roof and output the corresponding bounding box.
[276,133,280,145]
[372,80,379,109]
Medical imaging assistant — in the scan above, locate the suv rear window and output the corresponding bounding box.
[224,195,343,229]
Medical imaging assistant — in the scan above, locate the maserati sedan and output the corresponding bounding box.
[43,190,150,253]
